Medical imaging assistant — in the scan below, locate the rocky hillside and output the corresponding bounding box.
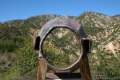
[0,12,120,80]
[77,12,120,79]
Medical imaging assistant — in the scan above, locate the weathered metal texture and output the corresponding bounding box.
[38,17,87,39]
[35,17,92,80]
[35,17,88,71]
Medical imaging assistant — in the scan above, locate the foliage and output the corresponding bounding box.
[16,36,37,75]
[0,13,120,80]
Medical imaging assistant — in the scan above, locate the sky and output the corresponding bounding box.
[0,0,120,22]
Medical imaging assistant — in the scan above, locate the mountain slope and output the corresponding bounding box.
[77,12,120,79]
[0,12,120,80]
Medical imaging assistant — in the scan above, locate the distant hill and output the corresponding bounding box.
[0,12,120,80]
[77,12,120,79]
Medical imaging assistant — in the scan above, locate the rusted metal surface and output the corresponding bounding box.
[38,17,87,40]
[35,17,88,71]
[34,17,92,80]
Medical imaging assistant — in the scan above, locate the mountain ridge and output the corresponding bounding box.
[0,12,120,80]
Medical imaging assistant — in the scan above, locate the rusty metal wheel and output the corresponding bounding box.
[35,17,87,71]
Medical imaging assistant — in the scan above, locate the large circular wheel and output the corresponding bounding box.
[35,17,87,71]
[42,27,83,71]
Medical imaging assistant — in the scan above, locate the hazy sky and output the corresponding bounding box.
[0,0,120,22]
